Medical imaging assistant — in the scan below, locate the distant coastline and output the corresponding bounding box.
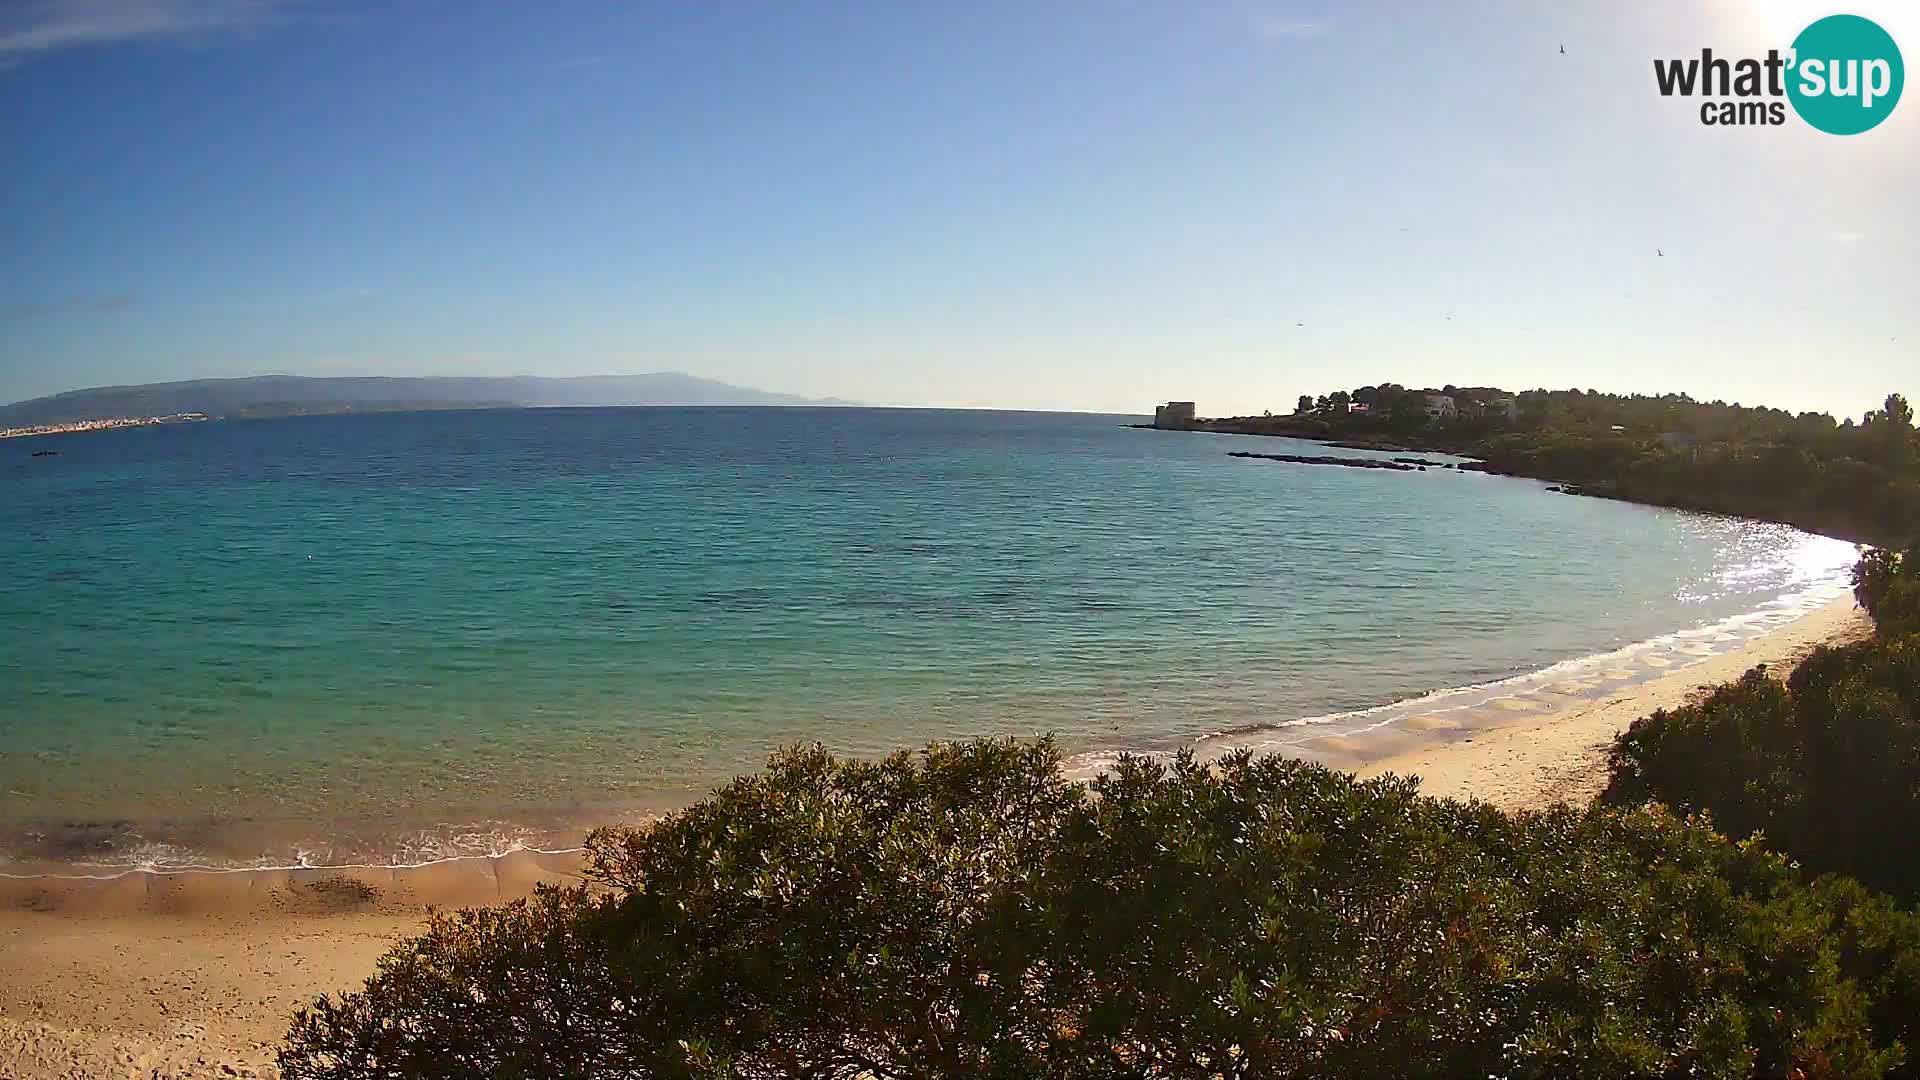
[1,412,207,441]
[0,372,857,430]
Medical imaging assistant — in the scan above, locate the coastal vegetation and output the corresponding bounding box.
[1604,544,1920,903]
[1192,386,1920,546]
[1853,545,1920,638]
[282,714,1920,1076]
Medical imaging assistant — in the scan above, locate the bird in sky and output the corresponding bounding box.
[1559,43,1566,55]
[1657,249,1664,257]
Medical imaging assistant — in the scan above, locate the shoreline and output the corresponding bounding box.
[1353,593,1870,810]
[1152,423,1895,548]
[0,594,1873,1077]
[3,573,1859,878]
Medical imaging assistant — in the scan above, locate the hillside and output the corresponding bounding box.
[0,373,853,427]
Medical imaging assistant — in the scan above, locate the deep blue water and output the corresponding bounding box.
[0,408,1855,868]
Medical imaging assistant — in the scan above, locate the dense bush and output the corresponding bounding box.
[1855,545,1920,638]
[1604,541,1920,904]
[1603,636,1920,902]
[282,740,1920,1079]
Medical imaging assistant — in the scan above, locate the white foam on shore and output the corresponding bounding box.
[0,840,589,882]
[0,822,600,881]
[1061,568,1856,780]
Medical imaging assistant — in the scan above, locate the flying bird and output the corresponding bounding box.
[1657,249,1664,257]
[1559,43,1566,54]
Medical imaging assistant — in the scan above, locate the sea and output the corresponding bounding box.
[0,407,1858,874]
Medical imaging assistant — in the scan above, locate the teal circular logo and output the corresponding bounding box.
[1787,15,1903,135]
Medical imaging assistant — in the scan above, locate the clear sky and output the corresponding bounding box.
[1,1,1914,418]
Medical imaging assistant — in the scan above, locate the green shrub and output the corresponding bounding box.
[283,740,1920,1079]
[1602,634,1920,903]
[1855,546,1920,637]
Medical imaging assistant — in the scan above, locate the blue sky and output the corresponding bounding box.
[1,1,1914,417]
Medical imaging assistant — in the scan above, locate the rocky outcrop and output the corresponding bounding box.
[1228,452,1425,471]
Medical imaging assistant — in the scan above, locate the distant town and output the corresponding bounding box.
[1,413,208,441]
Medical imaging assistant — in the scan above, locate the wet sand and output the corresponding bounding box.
[0,596,1872,1078]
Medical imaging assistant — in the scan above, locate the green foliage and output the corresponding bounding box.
[1856,546,1920,637]
[1603,629,1920,904]
[284,740,1920,1079]
[281,887,634,1077]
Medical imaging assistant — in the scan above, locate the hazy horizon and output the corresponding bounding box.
[3,1,1915,420]
[1,368,1904,423]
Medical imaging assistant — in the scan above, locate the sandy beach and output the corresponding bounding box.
[1354,595,1872,810]
[0,596,1871,1078]
[0,852,587,1079]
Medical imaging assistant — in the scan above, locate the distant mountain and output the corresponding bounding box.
[0,374,855,427]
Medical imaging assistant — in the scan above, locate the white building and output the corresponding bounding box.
[1422,393,1457,420]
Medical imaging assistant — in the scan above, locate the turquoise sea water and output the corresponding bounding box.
[0,408,1856,870]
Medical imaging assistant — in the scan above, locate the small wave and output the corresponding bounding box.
[0,842,589,882]
[1062,568,1855,779]
[0,824,595,882]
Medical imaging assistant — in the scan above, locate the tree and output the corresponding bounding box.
[1887,393,1915,430]
[1873,393,1916,468]
[1297,394,1314,415]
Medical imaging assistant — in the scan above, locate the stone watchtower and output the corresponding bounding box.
[1153,401,1196,430]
